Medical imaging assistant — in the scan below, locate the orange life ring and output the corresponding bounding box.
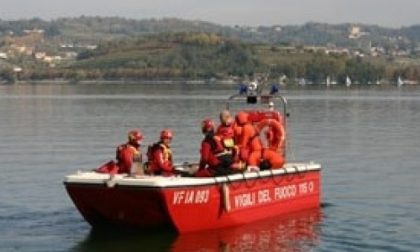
[256,119,285,151]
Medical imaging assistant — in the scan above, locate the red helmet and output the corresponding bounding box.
[160,129,173,140]
[236,111,249,125]
[201,118,215,132]
[128,130,143,142]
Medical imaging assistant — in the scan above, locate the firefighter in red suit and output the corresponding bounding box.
[115,130,143,174]
[147,129,175,176]
[216,110,245,173]
[96,130,143,175]
[196,119,234,177]
[216,110,234,138]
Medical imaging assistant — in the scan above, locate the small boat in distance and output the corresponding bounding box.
[397,76,404,87]
[346,76,352,87]
[64,88,322,233]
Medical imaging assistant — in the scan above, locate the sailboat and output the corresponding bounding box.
[397,76,404,87]
[326,76,331,87]
[298,78,306,86]
[346,76,352,87]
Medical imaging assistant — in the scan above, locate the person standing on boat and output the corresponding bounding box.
[196,119,234,177]
[147,129,175,176]
[115,129,144,175]
[235,112,263,170]
[235,112,285,170]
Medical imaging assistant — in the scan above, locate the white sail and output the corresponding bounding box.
[326,76,331,87]
[346,76,352,87]
[397,76,404,87]
[298,78,306,86]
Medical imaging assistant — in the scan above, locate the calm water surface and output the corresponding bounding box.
[0,84,420,251]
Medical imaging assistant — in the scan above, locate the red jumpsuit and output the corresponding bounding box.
[148,143,175,176]
[196,135,224,177]
[216,123,234,138]
[95,143,141,175]
[116,144,142,174]
[236,123,263,166]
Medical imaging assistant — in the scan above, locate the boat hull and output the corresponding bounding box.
[65,164,321,233]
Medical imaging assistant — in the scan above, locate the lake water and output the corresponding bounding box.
[1,84,420,251]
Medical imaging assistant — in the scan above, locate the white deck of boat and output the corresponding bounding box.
[64,162,321,188]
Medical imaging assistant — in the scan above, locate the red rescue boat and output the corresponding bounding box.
[64,87,322,233]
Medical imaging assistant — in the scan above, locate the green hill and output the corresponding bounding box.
[1,17,420,47]
[71,33,260,78]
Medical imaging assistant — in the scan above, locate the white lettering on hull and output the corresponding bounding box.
[171,180,317,209]
[231,180,317,210]
[234,193,256,208]
[173,189,210,205]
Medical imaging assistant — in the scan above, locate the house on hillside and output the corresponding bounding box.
[13,66,23,72]
[348,26,368,39]
[34,52,47,60]
[23,29,45,35]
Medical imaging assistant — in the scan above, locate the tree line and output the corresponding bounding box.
[1,33,419,84]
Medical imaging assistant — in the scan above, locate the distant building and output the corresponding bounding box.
[84,45,98,50]
[370,46,385,57]
[60,44,74,48]
[273,26,282,32]
[0,52,7,59]
[34,52,47,60]
[23,28,45,34]
[43,56,54,63]
[13,66,23,72]
[348,25,368,39]
[13,45,27,54]
[64,52,78,59]
[326,48,350,55]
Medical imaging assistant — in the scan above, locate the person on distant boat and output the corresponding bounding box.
[196,119,235,177]
[147,129,175,176]
[96,129,143,175]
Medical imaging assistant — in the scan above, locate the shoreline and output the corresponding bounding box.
[0,79,240,85]
[1,79,418,87]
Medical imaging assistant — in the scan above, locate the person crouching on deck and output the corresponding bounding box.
[147,129,176,176]
[196,119,235,177]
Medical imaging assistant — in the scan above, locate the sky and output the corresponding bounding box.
[0,0,419,27]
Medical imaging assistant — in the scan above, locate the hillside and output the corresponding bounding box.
[62,33,418,83]
[1,17,420,47]
[1,17,420,84]
[71,33,260,78]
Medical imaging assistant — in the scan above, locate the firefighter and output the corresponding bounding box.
[147,129,175,176]
[216,110,234,138]
[115,129,143,175]
[95,129,143,175]
[196,119,234,177]
[216,110,244,173]
[235,111,263,171]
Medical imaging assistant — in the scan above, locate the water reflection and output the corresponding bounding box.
[73,208,321,252]
[72,228,177,252]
